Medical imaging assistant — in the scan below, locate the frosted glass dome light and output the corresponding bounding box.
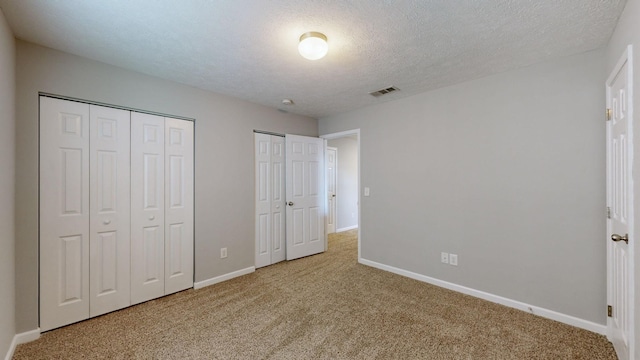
[298,32,328,60]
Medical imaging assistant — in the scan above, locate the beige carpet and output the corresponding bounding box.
[14,230,616,359]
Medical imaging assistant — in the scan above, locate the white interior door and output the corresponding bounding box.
[164,118,194,294]
[326,147,337,234]
[607,45,634,360]
[255,134,286,268]
[89,105,131,317]
[39,97,91,331]
[131,112,165,305]
[286,134,325,260]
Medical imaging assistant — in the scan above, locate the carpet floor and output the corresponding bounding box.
[14,229,617,359]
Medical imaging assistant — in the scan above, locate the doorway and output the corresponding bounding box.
[321,129,361,260]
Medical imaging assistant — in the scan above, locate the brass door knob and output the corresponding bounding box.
[611,233,629,244]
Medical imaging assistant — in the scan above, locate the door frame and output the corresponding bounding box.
[606,44,635,360]
[320,129,361,260]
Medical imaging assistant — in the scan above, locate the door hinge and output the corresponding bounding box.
[607,206,611,219]
[606,108,612,121]
[608,305,613,317]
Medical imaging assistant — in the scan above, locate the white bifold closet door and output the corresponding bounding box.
[131,113,166,304]
[40,97,91,331]
[255,133,286,268]
[131,113,194,304]
[164,118,194,295]
[41,97,194,331]
[89,105,131,318]
[40,98,131,331]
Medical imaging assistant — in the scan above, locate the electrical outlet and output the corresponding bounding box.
[220,248,228,259]
[449,254,458,266]
[364,187,370,196]
[441,252,449,264]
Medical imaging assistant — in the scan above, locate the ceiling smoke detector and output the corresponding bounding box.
[369,86,399,97]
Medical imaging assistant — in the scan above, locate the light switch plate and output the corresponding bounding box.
[364,187,370,196]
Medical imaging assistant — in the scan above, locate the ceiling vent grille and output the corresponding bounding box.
[369,86,399,97]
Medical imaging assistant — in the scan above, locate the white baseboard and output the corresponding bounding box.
[4,328,40,360]
[359,258,607,335]
[336,225,358,232]
[194,266,255,290]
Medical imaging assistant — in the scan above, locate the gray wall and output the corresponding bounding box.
[327,137,358,231]
[606,0,640,353]
[14,41,318,332]
[0,7,15,357]
[319,50,606,323]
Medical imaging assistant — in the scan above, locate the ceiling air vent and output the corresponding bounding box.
[369,86,399,97]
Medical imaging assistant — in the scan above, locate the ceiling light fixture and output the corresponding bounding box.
[298,32,328,60]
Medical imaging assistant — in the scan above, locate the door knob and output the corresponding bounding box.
[103,219,111,225]
[611,233,629,244]
[149,215,155,221]
[332,194,336,198]
[288,201,294,206]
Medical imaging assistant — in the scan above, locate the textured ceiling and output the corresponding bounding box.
[0,0,628,119]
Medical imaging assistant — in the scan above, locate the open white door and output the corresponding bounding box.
[326,147,337,234]
[286,134,325,260]
[607,45,634,360]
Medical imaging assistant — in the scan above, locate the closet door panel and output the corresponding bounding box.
[131,113,165,304]
[255,134,286,268]
[271,136,286,264]
[40,97,90,331]
[255,133,272,268]
[89,105,131,317]
[164,118,194,294]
